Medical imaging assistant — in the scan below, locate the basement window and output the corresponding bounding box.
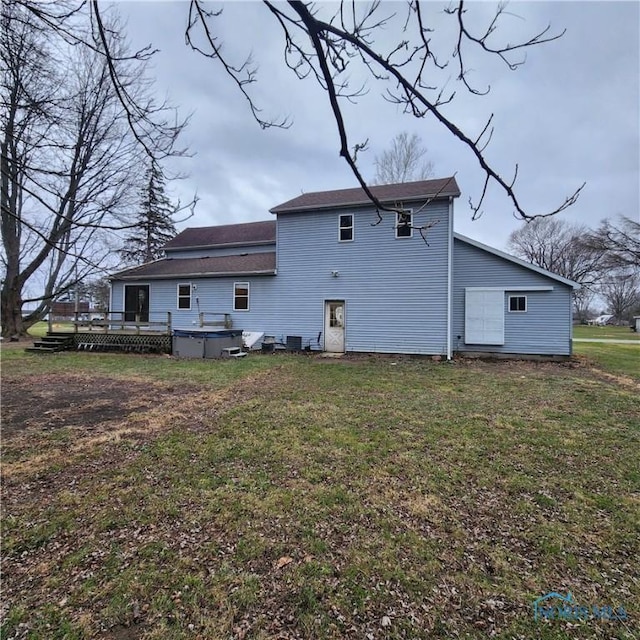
[339,214,353,242]
[509,295,527,312]
[396,211,413,238]
[177,283,192,310]
[234,282,250,311]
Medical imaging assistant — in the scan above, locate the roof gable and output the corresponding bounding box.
[454,233,580,289]
[270,176,460,214]
[164,220,276,251]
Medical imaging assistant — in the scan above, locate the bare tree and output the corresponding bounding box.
[1,2,187,337]
[599,270,640,324]
[84,276,111,312]
[585,216,640,269]
[572,287,596,325]
[373,132,434,185]
[184,1,584,221]
[508,218,605,288]
[507,218,607,322]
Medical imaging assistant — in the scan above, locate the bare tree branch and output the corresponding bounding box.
[185,1,584,222]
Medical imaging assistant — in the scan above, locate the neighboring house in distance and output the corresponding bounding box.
[109,177,579,357]
[51,301,90,319]
[588,314,614,326]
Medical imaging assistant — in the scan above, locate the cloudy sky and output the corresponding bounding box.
[115,1,639,250]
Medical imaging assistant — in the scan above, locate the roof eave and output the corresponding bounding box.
[109,258,166,279]
[113,270,276,281]
[270,191,460,215]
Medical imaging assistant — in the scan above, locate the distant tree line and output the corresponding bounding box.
[508,216,640,324]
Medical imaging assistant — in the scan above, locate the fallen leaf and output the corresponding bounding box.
[275,556,293,570]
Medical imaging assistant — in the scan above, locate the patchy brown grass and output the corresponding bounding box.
[1,349,638,639]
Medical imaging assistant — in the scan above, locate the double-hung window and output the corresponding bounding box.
[396,211,413,238]
[339,214,354,242]
[234,282,250,311]
[177,283,192,310]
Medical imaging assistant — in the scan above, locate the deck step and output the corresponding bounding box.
[26,332,74,353]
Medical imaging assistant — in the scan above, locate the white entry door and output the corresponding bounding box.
[324,300,345,353]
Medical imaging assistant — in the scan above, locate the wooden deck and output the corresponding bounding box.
[29,311,234,354]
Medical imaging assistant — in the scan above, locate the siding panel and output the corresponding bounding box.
[274,201,451,354]
[452,238,573,356]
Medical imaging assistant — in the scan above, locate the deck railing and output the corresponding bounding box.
[199,312,233,329]
[49,311,172,335]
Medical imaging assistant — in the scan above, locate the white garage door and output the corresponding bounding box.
[465,288,505,345]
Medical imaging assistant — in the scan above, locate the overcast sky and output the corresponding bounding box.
[115,1,639,250]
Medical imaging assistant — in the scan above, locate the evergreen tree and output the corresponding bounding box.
[120,162,178,264]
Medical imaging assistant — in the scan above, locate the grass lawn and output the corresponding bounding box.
[573,342,640,382]
[573,325,639,341]
[27,321,74,338]
[1,345,638,639]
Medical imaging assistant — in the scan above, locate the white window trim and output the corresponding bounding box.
[338,213,354,242]
[508,295,527,313]
[234,281,250,312]
[177,282,192,310]
[395,210,413,238]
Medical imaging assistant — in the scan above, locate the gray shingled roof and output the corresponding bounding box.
[111,252,276,280]
[164,220,276,251]
[270,177,460,214]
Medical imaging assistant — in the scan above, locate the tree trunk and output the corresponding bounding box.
[1,282,25,338]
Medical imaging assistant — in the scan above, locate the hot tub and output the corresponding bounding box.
[172,329,243,359]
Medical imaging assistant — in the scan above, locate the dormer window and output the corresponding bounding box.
[339,214,353,242]
[396,211,413,238]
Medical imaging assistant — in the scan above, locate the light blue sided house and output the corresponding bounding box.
[110,177,578,358]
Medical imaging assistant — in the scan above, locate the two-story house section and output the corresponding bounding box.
[270,178,458,356]
[110,177,578,357]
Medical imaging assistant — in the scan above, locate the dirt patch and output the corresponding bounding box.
[0,374,192,439]
[0,368,290,478]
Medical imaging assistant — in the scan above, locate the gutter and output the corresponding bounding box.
[446,196,453,360]
[113,270,277,281]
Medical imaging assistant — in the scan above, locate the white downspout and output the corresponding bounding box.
[446,196,453,360]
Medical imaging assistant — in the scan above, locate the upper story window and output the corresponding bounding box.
[396,211,413,238]
[339,214,354,242]
[234,282,250,311]
[509,295,527,312]
[177,283,192,310]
